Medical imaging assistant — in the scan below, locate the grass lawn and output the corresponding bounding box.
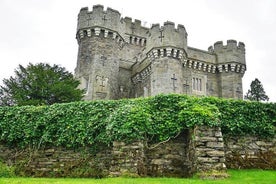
[0,170,275,184]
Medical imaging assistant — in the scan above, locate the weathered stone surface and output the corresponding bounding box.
[145,130,192,177]
[256,141,272,147]
[206,142,224,148]
[214,131,222,137]
[206,150,225,157]
[1,127,274,177]
[197,157,217,163]
[75,5,246,100]
[196,136,217,142]
[224,136,276,169]
[193,126,226,172]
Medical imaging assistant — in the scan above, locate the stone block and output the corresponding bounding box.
[129,145,142,149]
[206,150,225,157]
[199,136,217,142]
[197,157,217,163]
[164,154,180,159]
[213,163,226,170]
[195,142,206,147]
[214,131,222,137]
[39,161,54,165]
[195,148,213,157]
[151,159,171,165]
[36,168,51,171]
[219,158,226,162]
[113,150,123,155]
[206,142,224,148]
[37,158,49,162]
[256,141,272,147]
[218,138,223,142]
[113,141,125,147]
[44,148,55,153]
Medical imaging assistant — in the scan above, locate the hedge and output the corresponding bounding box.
[0,94,275,150]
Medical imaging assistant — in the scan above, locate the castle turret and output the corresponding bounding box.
[211,40,246,99]
[146,22,188,96]
[75,5,125,100]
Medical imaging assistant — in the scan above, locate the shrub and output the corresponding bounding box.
[0,94,275,150]
[0,161,14,177]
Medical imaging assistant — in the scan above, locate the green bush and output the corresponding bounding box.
[0,94,275,150]
[205,98,276,137]
[0,161,14,177]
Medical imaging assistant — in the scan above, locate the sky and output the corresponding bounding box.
[0,0,275,102]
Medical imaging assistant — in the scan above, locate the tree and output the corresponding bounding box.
[0,63,84,106]
[244,78,269,102]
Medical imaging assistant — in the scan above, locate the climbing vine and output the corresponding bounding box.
[0,94,275,150]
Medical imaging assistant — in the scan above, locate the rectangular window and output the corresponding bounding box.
[192,77,202,91]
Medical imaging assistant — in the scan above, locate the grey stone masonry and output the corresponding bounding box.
[224,136,276,169]
[1,129,275,177]
[110,141,146,176]
[75,5,246,100]
[193,126,226,171]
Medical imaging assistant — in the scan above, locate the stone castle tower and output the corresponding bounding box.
[75,5,246,100]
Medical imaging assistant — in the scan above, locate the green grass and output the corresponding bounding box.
[0,170,275,184]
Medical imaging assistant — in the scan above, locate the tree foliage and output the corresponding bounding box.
[245,78,269,101]
[0,63,84,106]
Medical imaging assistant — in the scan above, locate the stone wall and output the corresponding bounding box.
[0,145,111,177]
[224,136,276,169]
[110,141,146,177]
[193,126,226,171]
[145,130,192,177]
[1,127,275,177]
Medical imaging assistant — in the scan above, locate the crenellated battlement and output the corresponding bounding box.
[77,5,121,33]
[145,21,188,53]
[123,17,149,41]
[123,17,143,28]
[77,5,150,48]
[211,40,245,52]
[149,22,186,33]
[77,5,188,51]
[207,40,246,72]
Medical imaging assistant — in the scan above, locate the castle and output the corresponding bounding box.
[75,5,246,100]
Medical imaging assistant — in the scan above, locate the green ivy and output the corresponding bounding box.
[0,161,14,177]
[0,94,275,150]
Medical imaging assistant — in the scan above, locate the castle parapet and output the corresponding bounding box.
[77,4,121,32]
[213,40,245,53]
[146,21,187,53]
[213,41,223,51]
[123,17,149,39]
[212,40,246,67]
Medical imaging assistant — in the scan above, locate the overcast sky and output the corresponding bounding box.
[0,0,275,102]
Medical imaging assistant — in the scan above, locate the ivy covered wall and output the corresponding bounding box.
[0,94,275,177]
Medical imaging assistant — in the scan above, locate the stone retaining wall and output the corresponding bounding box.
[0,145,111,177]
[0,126,275,177]
[193,126,226,171]
[224,136,276,169]
[110,141,145,177]
[145,130,192,177]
